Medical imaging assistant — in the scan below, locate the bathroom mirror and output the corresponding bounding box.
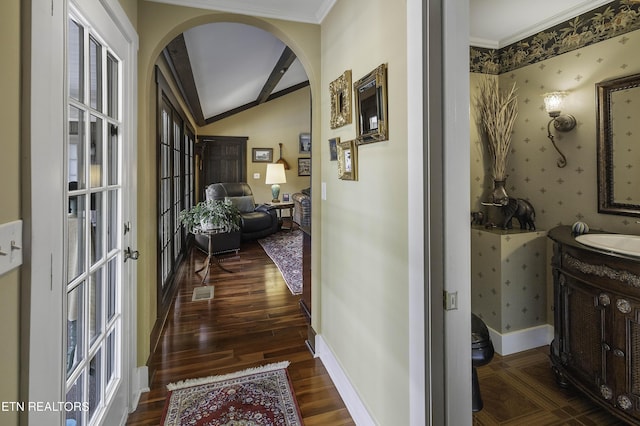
[354,63,388,145]
[597,72,640,217]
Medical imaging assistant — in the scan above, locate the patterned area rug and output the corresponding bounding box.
[258,230,302,295]
[161,361,303,426]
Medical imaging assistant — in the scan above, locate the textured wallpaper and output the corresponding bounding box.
[471,28,640,234]
[470,10,640,335]
[471,228,548,333]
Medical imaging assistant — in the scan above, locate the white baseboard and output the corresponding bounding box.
[488,324,554,356]
[315,335,375,426]
[131,366,150,412]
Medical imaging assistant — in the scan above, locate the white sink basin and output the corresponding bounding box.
[575,234,640,257]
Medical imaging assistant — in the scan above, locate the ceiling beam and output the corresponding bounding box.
[164,34,206,126]
[256,46,297,105]
[205,81,309,124]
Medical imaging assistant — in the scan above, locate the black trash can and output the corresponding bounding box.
[471,313,494,412]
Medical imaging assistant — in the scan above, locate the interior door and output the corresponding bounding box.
[25,0,136,424]
[65,2,134,425]
[199,136,247,187]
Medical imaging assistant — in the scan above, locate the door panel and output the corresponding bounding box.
[199,136,247,187]
[26,0,136,424]
[65,3,131,424]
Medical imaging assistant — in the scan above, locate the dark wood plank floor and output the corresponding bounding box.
[473,346,628,425]
[126,239,355,425]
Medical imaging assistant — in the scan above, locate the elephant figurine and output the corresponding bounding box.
[470,211,485,226]
[501,198,536,230]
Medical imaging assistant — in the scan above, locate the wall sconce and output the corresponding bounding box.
[543,91,576,168]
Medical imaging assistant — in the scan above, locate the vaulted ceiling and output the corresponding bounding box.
[163,22,310,126]
[151,0,614,126]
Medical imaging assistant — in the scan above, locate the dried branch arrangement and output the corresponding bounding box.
[476,77,518,181]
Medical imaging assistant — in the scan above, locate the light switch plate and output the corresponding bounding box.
[0,220,23,276]
[321,182,327,200]
[253,173,260,179]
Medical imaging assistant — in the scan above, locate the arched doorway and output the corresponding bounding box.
[136,12,320,375]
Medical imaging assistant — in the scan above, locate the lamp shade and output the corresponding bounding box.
[265,163,287,184]
[542,91,568,116]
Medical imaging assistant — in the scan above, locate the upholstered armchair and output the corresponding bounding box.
[205,182,279,240]
[292,187,311,228]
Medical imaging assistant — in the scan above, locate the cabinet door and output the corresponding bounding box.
[561,274,606,386]
[608,294,640,416]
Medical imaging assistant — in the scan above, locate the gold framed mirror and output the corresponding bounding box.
[330,70,352,129]
[354,63,388,145]
[596,72,640,217]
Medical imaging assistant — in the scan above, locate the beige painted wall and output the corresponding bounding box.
[118,0,137,29]
[200,87,311,202]
[0,1,21,424]
[321,1,409,424]
[134,1,321,366]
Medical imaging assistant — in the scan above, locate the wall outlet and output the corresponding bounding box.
[444,291,458,310]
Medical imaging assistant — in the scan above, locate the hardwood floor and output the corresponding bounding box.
[127,237,623,426]
[126,239,355,425]
[473,346,628,425]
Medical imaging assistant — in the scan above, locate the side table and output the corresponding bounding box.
[193,228,234,284]
[265,201,295,231]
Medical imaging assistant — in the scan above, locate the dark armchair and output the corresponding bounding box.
[205,182,279,240]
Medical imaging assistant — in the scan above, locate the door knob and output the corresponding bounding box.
[124,247,139,262]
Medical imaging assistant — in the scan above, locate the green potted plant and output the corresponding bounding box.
[179,199,241,232]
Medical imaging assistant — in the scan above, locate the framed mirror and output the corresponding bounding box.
[330,70,352,129]
[597,73,640,217]
[354,63,388,145]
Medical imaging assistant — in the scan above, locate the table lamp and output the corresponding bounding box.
[265,163,286,202]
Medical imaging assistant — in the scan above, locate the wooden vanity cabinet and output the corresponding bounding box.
[549,226,640,424]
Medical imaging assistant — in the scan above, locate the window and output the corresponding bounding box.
[156,69,195,303]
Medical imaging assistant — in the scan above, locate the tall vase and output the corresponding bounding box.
[491,179,508,205]
[485,179,508,228]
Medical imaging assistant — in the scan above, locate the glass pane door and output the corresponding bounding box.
[66,14,122,426]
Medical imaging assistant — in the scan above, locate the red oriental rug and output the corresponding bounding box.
[160,361,303,426]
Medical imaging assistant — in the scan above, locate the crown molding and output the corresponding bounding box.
[146,0,331,24]
[470,0,614,49]
[469,37,499,49]
[315,0,337,23]
[498,0,613,48]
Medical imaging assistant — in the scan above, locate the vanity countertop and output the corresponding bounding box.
[548,225,640,263]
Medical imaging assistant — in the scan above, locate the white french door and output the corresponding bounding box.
[26,0,137,425]
[65,7,128,425]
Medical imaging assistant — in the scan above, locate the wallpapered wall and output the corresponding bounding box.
[471,27,640,235]
[471,228,548,334]
[470,3,640,333]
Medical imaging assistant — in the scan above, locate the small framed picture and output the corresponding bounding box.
[252,148,273,163]
[337,139,357,181]
[329,137,339,161]
[299,133,311,154]
[298,158,311,176]
[282,193,290,202]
